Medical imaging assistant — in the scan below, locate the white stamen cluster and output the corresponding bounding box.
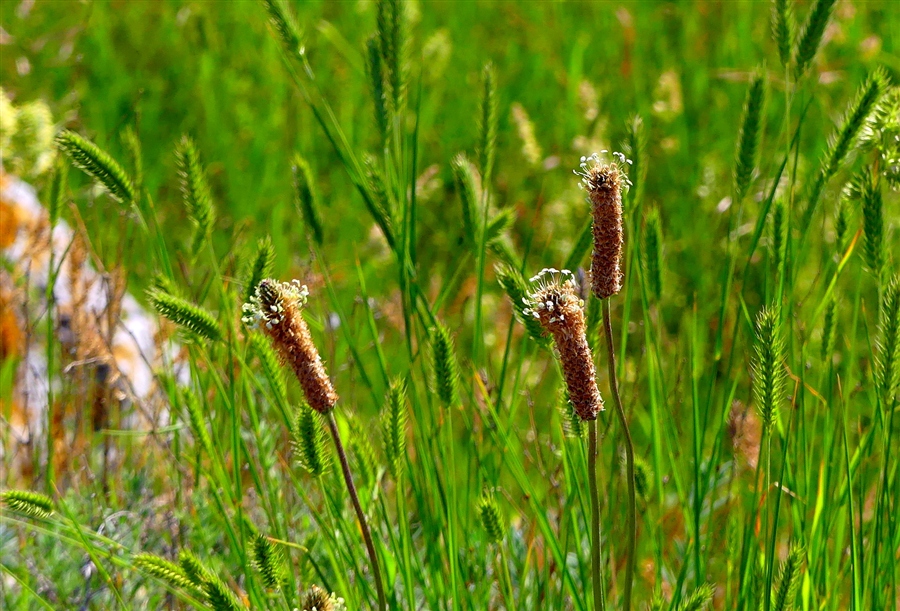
[574,151,633,192]
[523,268,583,326]
[242,279,309,330]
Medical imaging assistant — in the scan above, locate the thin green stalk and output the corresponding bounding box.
[396,478,417,611]
[602,300,636,611]
[498,543,516,611]
[588,419,606,611]
[326,413,387,611]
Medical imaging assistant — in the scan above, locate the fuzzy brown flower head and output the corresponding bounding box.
[300,585,346,611]
[524,269,604,420]
[575,151,632,300]
[243,279,338,414]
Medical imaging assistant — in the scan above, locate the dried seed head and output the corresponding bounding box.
[575,152,631,299]
[524,269,604,420]
[243,279,338,414]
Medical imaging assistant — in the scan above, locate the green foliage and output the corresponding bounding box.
[362,153,396,247]
[821,293,837,362]
[452,153,480,240]
[642,207,663,302]
[477,63,498,184]
[0,490,54,518]
[292,154,325,246]
[485,207,514,245]
[148,289,223,341]
[55,130,135,204]
[121,125,144,195]
[733,69,766,203]
[175,135,216,254]
[46,157,67,227]
[623,114,648,210]
[348,416,379,486]
[771,199,787,279]
[183,390,214,457]
[244,236,276,305]
[249,331,287,404]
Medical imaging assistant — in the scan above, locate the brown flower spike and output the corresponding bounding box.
[576,152,632,300]
[243,279,338,414]
[525,269,604,421]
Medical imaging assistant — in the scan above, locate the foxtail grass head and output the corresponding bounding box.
[243,279,338,414]
[575,151,631,300]
[524,268,603,421]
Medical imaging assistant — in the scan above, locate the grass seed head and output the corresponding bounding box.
[251,533,286,590]
[431,322,460,407]
[525,268,604,420]
[292,403,331,476]
[477,490,505,544]
[575,152,631,299]
[133,553,195,592]
[1,489,54,518]
[243,279,338,414]
[752,305,787,431]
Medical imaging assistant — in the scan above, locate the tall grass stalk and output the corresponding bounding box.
[325,413,387,611]
[602,299,637,611]
[588,420,606,611]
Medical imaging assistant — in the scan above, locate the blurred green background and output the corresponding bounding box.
[4,0,897,296]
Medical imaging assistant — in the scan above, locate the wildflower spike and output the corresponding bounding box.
[524,268,604,420]
[576,152,631,299]
[244,280,338,414]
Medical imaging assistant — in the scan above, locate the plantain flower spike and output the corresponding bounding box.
[524,268,604,421]
[243,279,338,414]
[575,151,632,300]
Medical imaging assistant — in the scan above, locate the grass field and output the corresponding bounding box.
[2,1,899,610]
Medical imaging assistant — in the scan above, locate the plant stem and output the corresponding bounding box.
[589,419,605,611]
[602,299,637,611]
[326,412,388,611]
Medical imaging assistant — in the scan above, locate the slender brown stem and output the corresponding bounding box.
[589,418,606,611]
[602,299,636,611]
[326,412,388,611]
